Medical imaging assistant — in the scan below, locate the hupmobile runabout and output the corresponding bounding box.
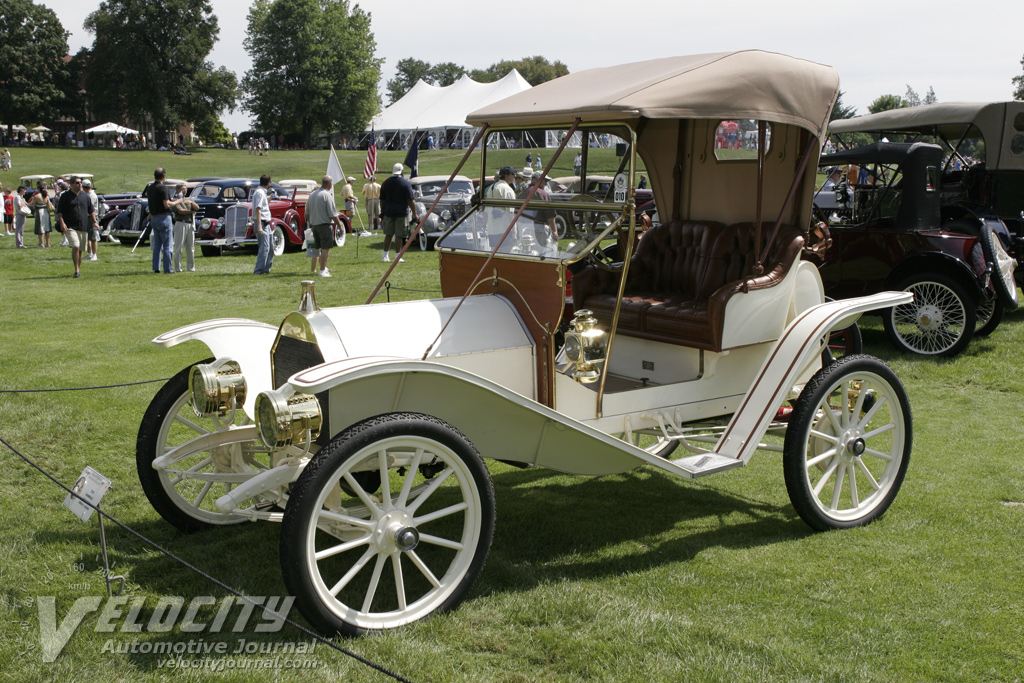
[136,51,914,637]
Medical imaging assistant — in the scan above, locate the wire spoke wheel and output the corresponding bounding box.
[281,412,494,636]
[884,275,975,356]
[136,361,271,531]
[783,355,911,530]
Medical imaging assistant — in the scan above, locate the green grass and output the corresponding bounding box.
[2,148,1024,682]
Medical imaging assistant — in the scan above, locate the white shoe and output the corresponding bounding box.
[359,231,372,237]
[319,268,331,277]
[398,257,406,263]
[91,254,98,261]
[381,253,390,263]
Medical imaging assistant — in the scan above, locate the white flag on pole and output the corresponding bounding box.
[327,145,345,186]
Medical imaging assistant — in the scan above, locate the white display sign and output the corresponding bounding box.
[63,466,111,522]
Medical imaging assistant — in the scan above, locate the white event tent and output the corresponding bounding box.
[370,70,532,149]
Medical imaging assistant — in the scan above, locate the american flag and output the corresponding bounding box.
[363,127,377,178]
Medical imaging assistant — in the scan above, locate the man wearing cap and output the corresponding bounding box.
[82,179,100,261]
[362,175,380,234]
[306,175,344,277]
[340,176,357,218]
[379,163,416,263]
[55,176,97,278]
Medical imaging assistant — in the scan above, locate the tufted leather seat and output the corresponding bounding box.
[571,220,805,351]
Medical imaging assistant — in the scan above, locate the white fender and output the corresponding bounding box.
[714,290,913,463]
[153,318,277,417]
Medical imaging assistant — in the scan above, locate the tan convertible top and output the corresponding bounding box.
[466,51,840,140]
[829,101,1024,170]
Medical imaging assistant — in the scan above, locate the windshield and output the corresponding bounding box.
[436,124,637,261]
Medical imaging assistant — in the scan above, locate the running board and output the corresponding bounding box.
[670,453,744,478]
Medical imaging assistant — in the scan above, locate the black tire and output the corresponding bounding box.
[136,360,264,532]
[783,355,912,530]
[978,225,1019,310]
[883,273,976,357]
[280,412,495,636]
[200,245,221,257]
[975,297,1004,337]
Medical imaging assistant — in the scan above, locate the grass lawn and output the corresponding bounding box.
[1,148,1024,682]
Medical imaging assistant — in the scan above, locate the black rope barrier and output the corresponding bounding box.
[0,436,416,683]
[0,378,172,393]
[383,280,443,303]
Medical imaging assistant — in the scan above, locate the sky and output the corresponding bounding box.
[40,0,1024,134]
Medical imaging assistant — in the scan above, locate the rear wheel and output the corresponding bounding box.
[280,412,495,636]
[783,355,911,530]
[975,297,1004,337]
[883,274,976,357]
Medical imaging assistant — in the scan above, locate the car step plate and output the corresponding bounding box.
[670,453,744,478]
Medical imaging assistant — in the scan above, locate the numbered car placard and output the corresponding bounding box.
[63,466,111,522]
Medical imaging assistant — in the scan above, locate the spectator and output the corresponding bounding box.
[55,176,97,278]
[251,174,274,274]
[29,183,54,247]
[379,163,416,263]
[171,182,200,272]
[82,179,100,261]
[362,175,381,232]
[573,153,582,176]
[2,184,12,236]
[146,167,179,274]
[13,185,28,248]
[305,175,344,277]
[340,176,356,218]
[0,147,11,171]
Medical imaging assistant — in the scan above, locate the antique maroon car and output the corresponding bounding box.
[195,184,351,256]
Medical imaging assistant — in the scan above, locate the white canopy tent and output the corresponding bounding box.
[369,70,532,149]
[84,122,139,135]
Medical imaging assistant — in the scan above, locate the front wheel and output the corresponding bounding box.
[883,274,976,357]
[272,226,286,256]
[783,355,911,530]
[200,245,221,257]
[136,361,269,532]
[280,412,495,636]
[334,224,347,248]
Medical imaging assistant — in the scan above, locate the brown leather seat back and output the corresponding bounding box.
[628,221,724,297]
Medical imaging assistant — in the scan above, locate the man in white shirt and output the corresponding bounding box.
[252,175,274,274]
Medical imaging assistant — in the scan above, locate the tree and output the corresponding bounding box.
[385,59,467,104]
[243,0,381,145]
[868,94,906,114]
[0,0,72,139]
[830,91,858,121]
[84,0,238,134]
[386,58,433,104]
[470,56,569,86]
[1012,54,1024,100]
[431,62,467,87]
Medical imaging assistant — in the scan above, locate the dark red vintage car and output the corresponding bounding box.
[808,141,1018,356]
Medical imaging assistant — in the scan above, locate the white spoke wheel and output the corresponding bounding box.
[783,355,911,530]
[272,226,286,256]
[883,274,976,357]
[136,361,267,532]
[333,224,347,248]
[280,413,495,636]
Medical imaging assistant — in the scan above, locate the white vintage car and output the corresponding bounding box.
[137,51,913,637]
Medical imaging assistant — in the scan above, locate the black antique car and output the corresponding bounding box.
[808,141,1018,356]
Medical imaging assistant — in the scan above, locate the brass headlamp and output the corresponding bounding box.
[190,360,247,417]
[563,309,607,383]
[255,389,322,450]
